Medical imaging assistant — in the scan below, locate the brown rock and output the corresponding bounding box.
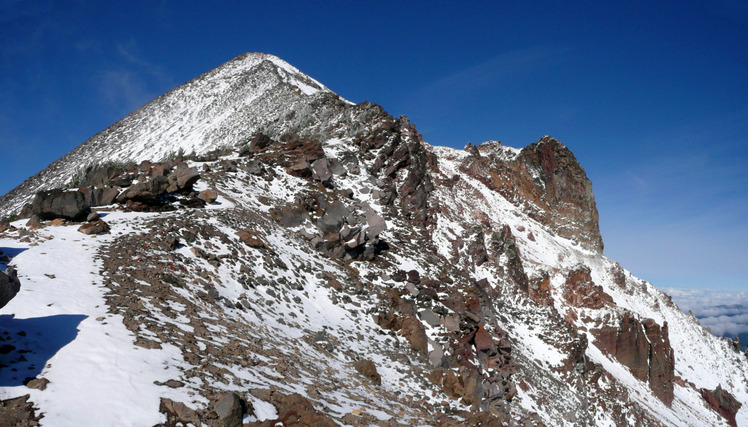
[198,189,218,204]
[592,313,675,406]
[463,137,603,252]
[24,377,49,390]
[26,215,42,229]
[78,220,110,235]
[562,266,613,309]
[237,229,268,249]
[353,359,381,385]
[159,398,201,426]
[399,315,428,356]
[701,385,742,427]
[246,390,336,427]
[0,394,42,426]
[474,325,495,354]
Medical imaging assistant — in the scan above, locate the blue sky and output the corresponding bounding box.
[1,1,746,297]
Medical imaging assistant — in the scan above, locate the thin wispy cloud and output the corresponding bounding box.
[97,40,174,117]
[116,41,170,83]
[417,44,575,100]
[97,70,154,115]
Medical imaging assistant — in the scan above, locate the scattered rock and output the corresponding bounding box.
[86,212,100,222]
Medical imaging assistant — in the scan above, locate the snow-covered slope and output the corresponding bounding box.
[1,54,746,426]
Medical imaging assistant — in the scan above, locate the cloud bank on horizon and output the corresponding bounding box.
[668,288,748,349]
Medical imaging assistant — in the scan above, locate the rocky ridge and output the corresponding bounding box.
[0,53,747,426]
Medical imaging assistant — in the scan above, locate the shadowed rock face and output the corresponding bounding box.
[0,267,21,310]
[462,136,603,252]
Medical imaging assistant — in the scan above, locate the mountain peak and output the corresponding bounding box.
[0,54,351,217]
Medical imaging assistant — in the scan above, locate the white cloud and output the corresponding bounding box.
[667,288,748,340]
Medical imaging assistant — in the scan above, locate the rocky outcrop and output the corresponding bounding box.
[562,266,613,309]
[462,137,603,252]
[592,313,675,405]
[0,266,21,310]
[701,385,742,427]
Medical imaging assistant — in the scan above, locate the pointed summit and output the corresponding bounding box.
[0,53,352,216]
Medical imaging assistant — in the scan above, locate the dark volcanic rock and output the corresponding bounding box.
[0,266,21,310]
[31,189,90,221]
[79,186,119,207]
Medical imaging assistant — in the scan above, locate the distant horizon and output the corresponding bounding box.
[2,2,746,305]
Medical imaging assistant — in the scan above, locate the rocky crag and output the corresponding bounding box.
[0,53,746,426]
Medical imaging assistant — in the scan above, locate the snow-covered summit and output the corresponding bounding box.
[0,53,350,217]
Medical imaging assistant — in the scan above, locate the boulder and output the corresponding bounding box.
[25,215,42,229]
[365,211,386,238]
[0,219,10,233]
[159,398,201,426]
[197,189,218,204]
[316,200,349,234]
[117,175,169,202]
[79,186,119,207]
[247,133,272,153]
[311,158,332,182]
[78,220,110,235]
[213,392,245,427]
[353,359,381,385]
[0,266,21,310]
[31,189,90,221]
[174,165,200,190]
[86,212,100,222]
